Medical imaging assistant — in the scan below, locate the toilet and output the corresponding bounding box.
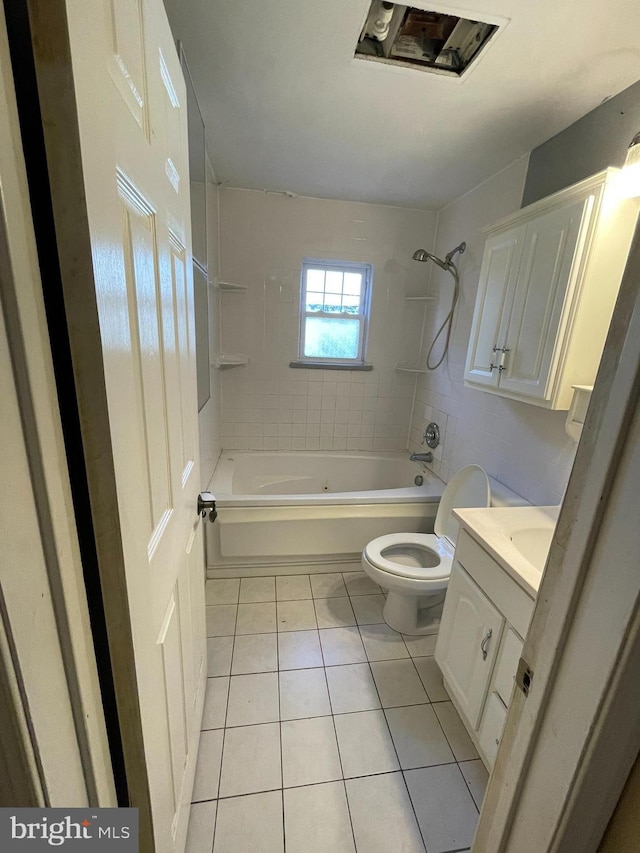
[362,464,491,636]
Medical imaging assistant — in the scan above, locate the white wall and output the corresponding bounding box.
[409,155,578,505]
[198,158,223,485]
[217,188,437,452]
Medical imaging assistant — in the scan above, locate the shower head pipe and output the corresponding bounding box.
[412,241,466,269]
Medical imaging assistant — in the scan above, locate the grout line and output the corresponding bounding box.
[317,622,359,853]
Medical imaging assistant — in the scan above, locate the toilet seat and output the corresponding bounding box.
[363,533,453,581]
[364,464,491,581]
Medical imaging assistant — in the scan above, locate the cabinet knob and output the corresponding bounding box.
[480,627,493,660]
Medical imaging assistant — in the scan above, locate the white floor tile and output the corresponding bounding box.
[460,759,489,810]
[277,599,317,631]
[351,594,386,625]
[279,668,331,721]
[343,571,381,596]
[186,800,217,853]
[219,722,281,797]
[281,716,342,788]
[413,656,448,701]
[314,597,356,629]
[214,791,283,853]
[360,624,409,661]
[402,634,438,657]
[231,633,277,675]
[278,630,323,670]
[284,782,355,853]
[319,627,367,665]
[207,636,234,677]
[405,764,479,853]
[202,677,229,730]
[325,663,381,714]
[205,578,239,605]
[433,701,479,761]
[239,576,276,603]
[385,704,455,769]
[311,573,348,599]
[276,575,312,600]
[334,710,399,778]
[235,602,277,635]
[346,772,425,853]
[370,659,429,708]
[192,729,224,802]
[206,605,237,637]
[226,672,279,727]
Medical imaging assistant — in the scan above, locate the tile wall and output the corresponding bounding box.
[217,189,437,452]
[408,156,578,505]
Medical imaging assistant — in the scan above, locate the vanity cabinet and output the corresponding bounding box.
[464,168,638,409]
[435,529,534,769]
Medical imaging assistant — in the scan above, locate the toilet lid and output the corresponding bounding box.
[434,464,491,548]
[364,533,453,580]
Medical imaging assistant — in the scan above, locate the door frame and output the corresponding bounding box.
[7,0,640,850]
[474,219,640,850]
[0,0,115,808]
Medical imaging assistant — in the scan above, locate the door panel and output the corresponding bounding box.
[436,562,504,728]
[499,195,594,399]
[464,226,523,388]
[64,0,206,849]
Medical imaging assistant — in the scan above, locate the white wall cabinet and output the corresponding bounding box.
[464,169,638,409]
[435,530,534,769]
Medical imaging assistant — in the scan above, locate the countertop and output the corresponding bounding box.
[453,505,561,597]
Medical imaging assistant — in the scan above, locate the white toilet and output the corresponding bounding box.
[362,464,491,636]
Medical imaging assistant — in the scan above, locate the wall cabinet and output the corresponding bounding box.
[435,530,534,769]
[464,169,638,409]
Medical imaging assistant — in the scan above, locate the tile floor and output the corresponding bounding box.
[187,571,489,853]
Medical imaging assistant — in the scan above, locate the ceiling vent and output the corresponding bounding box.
[355,2,498,77]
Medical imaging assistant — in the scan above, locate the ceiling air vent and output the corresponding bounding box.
[355,3,498,77]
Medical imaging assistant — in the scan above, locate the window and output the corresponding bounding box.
[295,260,372,368]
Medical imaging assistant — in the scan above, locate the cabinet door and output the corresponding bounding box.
[464,226,523,388]
[499,194,594,400]
[435,562,505,729]
[478,691,507,768]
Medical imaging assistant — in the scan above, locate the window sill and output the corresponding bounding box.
[289,361,373,371]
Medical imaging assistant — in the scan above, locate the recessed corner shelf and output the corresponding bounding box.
[213,354,248,368]
[214,280,248,293]
[404,295,436,302]
[395,363,428,374]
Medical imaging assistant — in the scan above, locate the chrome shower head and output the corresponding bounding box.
[412,241,466,269]
[411,249,449,270]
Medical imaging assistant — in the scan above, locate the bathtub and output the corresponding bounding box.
[206,451,444,576]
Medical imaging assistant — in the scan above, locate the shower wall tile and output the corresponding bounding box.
[218,188,437,452]
[408,156,578,506]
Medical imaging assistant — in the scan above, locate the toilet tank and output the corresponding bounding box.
[488,477,529,508]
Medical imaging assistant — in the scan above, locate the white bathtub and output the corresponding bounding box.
[206,452,444,576]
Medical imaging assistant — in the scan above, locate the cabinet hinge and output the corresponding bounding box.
[515,657,534,697]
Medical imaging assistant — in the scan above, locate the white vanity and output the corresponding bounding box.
[435,505,559,769]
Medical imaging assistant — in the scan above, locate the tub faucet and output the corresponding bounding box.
[410,451,433,464]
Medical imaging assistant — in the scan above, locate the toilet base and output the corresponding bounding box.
[383,590,445,636]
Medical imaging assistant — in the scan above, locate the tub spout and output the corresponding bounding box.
[410,451,433,464]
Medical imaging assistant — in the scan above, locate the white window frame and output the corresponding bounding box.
[296,259,373,367]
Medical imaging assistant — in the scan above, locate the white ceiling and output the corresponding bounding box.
[163,0,640,210]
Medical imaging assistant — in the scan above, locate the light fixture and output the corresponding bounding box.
[625,132,640,167]
[621,131,640,198]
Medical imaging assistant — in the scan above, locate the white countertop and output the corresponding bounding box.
[453,505,561,597]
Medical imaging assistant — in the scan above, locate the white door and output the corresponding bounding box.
[464,225,523,388]
[498,195,594,400]
[63,1,206,849]
[435,563,504,729]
